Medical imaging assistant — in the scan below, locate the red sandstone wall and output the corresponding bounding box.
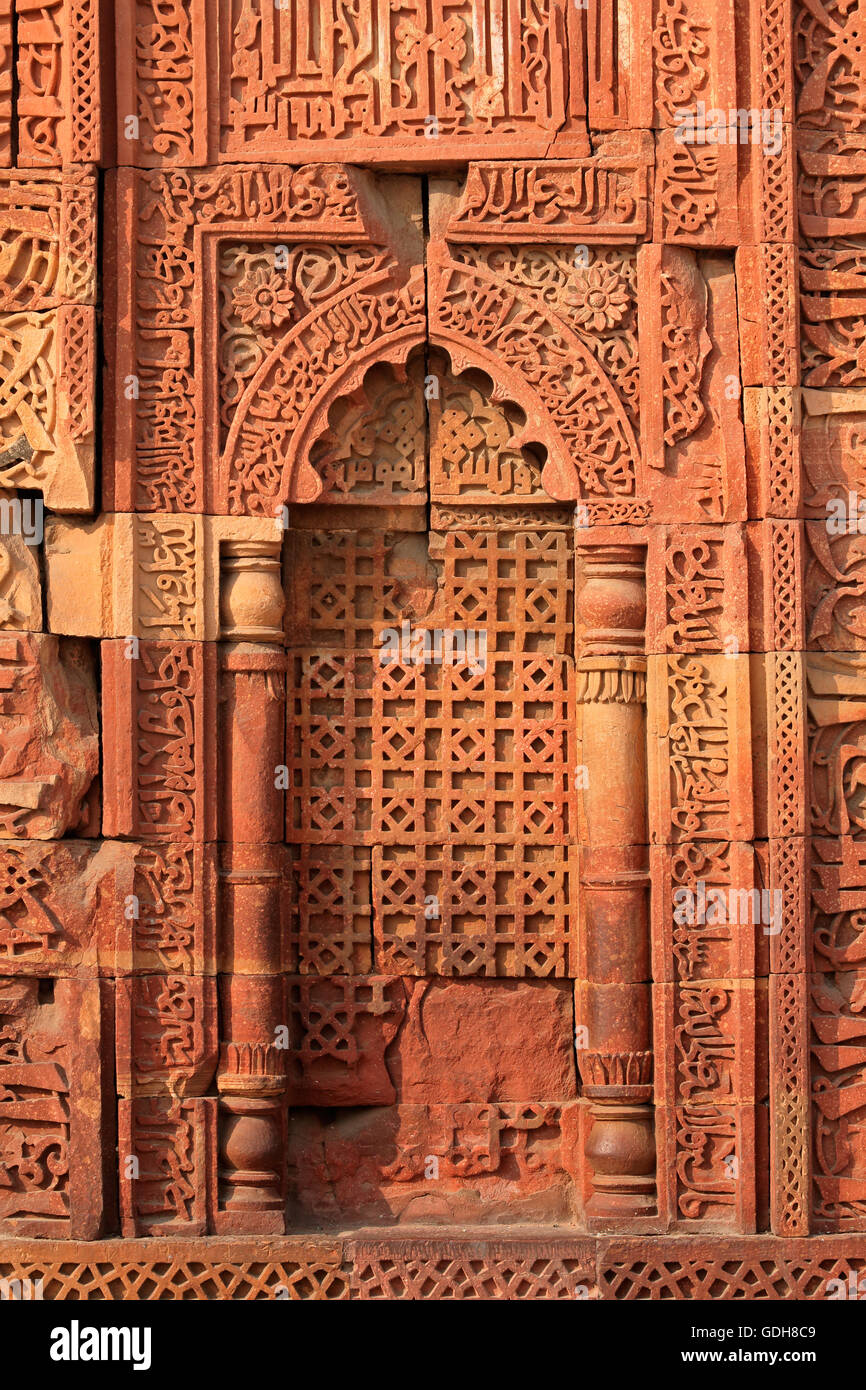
[0,0,863,1300]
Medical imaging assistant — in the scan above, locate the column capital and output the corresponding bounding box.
[577,655,647,704]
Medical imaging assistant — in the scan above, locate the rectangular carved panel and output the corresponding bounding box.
[115,0,588,167]
[0,976,108,1237]
[2,0,858,1291]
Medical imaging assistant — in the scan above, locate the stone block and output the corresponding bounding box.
[388,978,578,1105]
[0,631,98,840]
[0,305,95,510]
[0,974,109,1237]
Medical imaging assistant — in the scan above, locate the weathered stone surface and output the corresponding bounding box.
[0,973,108,1237]
[287,975,406,1108]
[0,839,119,973]
[0,510,41,632]
[0,633,98,840]
[389,978,577,1105]
[0,305,95,509]
[288,1101,580,1227]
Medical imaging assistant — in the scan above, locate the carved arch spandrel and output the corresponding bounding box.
[428,243,640,503]
[218,243,641,513]
[217,267,427,513]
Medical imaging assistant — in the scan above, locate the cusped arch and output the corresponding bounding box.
[219,268,427,513]
[431,251,641,503]
[219,255,640,512]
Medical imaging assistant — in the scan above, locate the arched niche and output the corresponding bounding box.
[218,256,640,514]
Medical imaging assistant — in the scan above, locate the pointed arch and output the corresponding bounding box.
[429,249,640,503]
[219,269,426,513]
[219,253,640,512]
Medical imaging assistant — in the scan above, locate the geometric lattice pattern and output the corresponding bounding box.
[5,1236,866,1300]
[374,842,578,976]
[287,501,578,979]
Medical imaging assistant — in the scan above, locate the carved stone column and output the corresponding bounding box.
[575,541,656,1229]
[215,540,288,1234]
